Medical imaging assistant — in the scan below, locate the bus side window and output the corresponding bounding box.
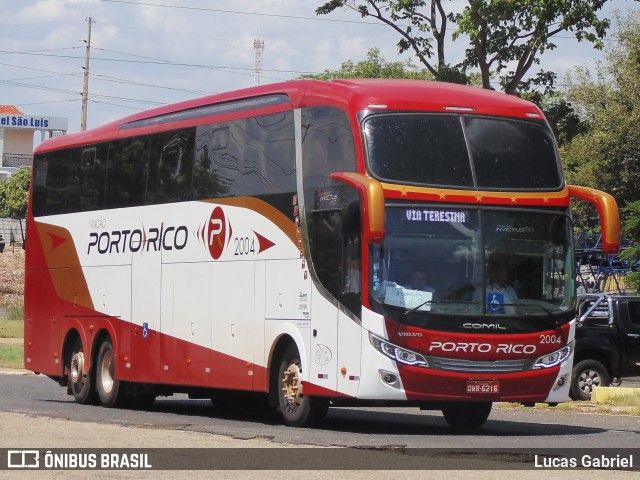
[79,146,107,211]
[106,137,149,209]
[147,129,195,204]
[49,148,79,215]
[193,125,232,200]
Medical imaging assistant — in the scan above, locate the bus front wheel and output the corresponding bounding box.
[277,345,329,427]
[442,402,492,430]
[96,338,128,408]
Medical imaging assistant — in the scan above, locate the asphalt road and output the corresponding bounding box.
[1,372,638,450]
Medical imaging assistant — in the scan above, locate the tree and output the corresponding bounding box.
[561,11,640,217]
[0,168,30,220]
[620,201,640,293]
[560,12,640,293]
[300,47,432,80]
[316,0,611,94]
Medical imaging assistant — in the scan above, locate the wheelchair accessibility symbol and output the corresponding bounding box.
[142,323,149,339]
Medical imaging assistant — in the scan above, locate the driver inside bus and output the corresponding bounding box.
[475,259,518,313]
[405,270,435,294]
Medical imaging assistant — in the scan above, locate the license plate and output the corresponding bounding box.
[465,380,500,394]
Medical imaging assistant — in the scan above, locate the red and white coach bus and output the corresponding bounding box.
[25,79,619,429]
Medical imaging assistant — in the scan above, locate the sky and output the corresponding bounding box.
[1,0,637,136]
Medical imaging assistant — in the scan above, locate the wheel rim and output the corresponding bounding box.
[70,352,85,386]
[281,362,303,410]
[100,348,114,395]
[578,369,602,395]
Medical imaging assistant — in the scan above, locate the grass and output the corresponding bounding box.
[7,302,24,322]
[599,391,640,407]
[0,301,24,338]
[497,398,640,416]
[0,318,23,338]
[0,344,24,369]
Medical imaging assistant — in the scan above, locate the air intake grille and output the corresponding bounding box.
[427,356,535,373]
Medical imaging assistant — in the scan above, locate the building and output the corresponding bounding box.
[0,105,68,180]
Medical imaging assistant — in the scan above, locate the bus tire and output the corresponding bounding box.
[570,359,610,401]
[68,336,95,404]
[277,345,329,427]
[96,338,128,408]
[442,402,492,430]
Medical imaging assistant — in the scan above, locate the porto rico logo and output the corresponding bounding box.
[207,206,227,260]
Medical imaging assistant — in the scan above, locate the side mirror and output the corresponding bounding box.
[568,185,620,254]
[330,172,385,244]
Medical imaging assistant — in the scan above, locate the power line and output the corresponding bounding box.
[0,49,315,74]
[99,0,382,25]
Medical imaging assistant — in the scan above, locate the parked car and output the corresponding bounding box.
[571,294,640,400]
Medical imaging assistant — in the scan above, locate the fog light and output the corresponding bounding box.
[553,373,569,391]
[379,369,402,389]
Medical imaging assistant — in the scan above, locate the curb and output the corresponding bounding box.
[0,367,33,375]
[591,386,640,403]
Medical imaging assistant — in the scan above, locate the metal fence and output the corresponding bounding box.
[1,154,33,168]
[0,218,25,252]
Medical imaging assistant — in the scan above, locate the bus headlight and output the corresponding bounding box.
[369,333,429,367]
[533,342,573,369]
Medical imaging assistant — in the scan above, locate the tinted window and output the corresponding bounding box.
[628,301,640,327]
[194,111,296,198]
[301,106,360,315]
[106,137,149,209]
[364,113,563,190]
[465,117,561,189]
[31,110,297,215]
[364,114,472,187]
[78,145,107,211]
[147,129,194,204]
[32,149,79,216]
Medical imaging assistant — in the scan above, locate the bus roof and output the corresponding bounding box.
[35,79,545,154]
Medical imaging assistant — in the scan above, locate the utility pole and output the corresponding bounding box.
[253,37,264,86]
[81,16,94,131]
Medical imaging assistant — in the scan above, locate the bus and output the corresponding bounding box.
[24,79,620,429]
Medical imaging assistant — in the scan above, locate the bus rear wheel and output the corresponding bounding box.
[96,338,128,408]
[442,402,492,430]
[68,337,95,404]
[277,345,329,427]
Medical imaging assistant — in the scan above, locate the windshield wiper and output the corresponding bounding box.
[398,299,434,322]
[515,302,564,331]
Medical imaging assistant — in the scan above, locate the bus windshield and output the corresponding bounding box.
[370,207,574,317]
[363,113,562,190]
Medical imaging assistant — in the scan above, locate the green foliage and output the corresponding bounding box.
[0,344,23,369]
[0,168,31,220]
[7,302,23,323]
[560,12,640,293]
[316,0,611,94]
[300,47,433,80]
[316,1,452,80]
[0,318,23,338]
[561,12,640,224]
[620,201,640,294]
[454,0,609,94]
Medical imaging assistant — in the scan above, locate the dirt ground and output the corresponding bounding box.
[0,248,24,308]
